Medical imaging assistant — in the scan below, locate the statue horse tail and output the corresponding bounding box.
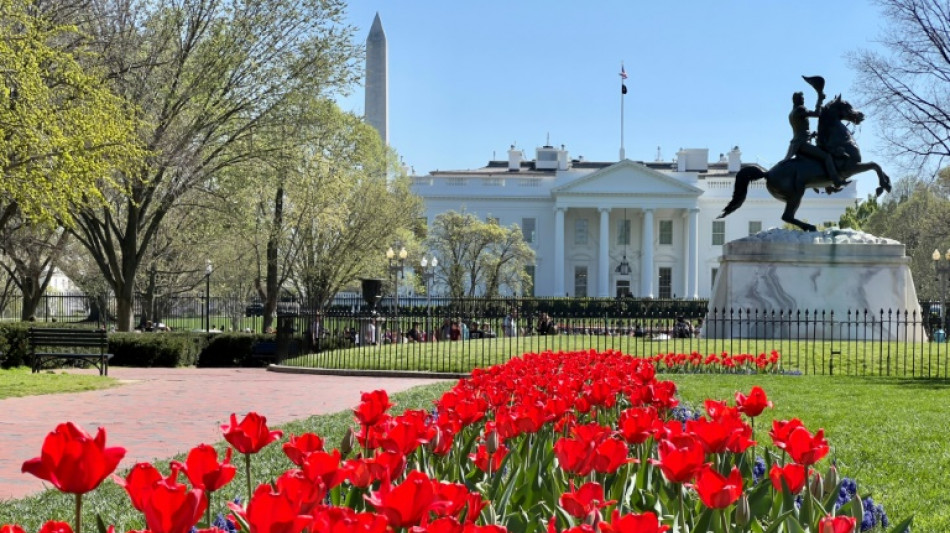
[718,166,765,219]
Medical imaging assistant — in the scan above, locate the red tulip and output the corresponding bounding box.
[598,510,670,533]
[785,426,830,466]
[364,470,446,528]
[365,450,408,483]
[354,390,394,427]
[301,449,347,491]
[432,481,477,519]
[282,433,325,466]
[693,465,743,509]
[114,462,167,512]
[818,515,857,533]
[653,435,705,484]
[1,525,27,533]
[37,523,72,533]
[616,407,658,445]
[770,419,805,451]
[311,506,388,533]
[410,516,463,533]
[221,413,283,455]
[735,386,773,417]
[559,482,615,519]
[769,463,807,493]
[590,438,630,474]
[175,444,236,493]
[21,422,126,494]
[230,483,311,533]
[380,410,429,456]
[275,469,325,515]
[470,443,508,473]
[141,476,207,533]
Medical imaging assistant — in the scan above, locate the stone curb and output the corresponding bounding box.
[267,364,468,380]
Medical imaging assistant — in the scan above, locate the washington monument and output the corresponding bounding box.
[365,13,387,145]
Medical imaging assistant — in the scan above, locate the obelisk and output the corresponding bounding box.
[365,13,387,145]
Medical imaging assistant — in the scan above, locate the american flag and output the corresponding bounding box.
[620,65,628,79]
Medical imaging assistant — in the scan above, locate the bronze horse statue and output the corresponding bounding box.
[718,96,892,231]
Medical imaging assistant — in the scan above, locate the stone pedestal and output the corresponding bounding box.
[704,228,924,340]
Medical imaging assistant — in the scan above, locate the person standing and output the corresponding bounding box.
[503,308,519,337]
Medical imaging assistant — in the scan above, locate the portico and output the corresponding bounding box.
[551,160,703,298]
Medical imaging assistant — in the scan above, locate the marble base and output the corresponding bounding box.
[704,228,925,340]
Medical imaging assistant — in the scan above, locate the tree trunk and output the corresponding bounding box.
[259,184,284,333]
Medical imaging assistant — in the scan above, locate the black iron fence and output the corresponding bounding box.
[4,294,950,377]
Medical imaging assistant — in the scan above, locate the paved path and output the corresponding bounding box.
[0,367,444,501]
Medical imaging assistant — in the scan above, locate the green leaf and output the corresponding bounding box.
[887,516,913,533]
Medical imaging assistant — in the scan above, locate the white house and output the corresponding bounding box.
[410,144,857,299]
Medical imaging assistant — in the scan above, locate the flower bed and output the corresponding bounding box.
[7,349,908,533]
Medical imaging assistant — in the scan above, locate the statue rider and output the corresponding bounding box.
[781,81,847,190]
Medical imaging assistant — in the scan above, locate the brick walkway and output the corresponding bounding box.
[0,367,444,501]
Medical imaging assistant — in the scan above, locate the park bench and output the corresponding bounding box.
[30,328,113,376]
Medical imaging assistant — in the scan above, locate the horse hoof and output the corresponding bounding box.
[875,187,884,197]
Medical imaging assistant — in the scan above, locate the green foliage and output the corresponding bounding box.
[197,333,274,368]
[107,333,204,367]
[838,194,879,230]
[864,179,950,299]
[0,321,33,368]
[427,211,536,299]
[0,0,143,229]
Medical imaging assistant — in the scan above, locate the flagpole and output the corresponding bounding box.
[619,62,626,160]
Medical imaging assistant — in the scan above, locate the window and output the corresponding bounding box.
[617,218,631,245]
[575,219,588,245]
[748,220,762,235]
[659,220,673,245]
[521,217,536,243]
[711,268,719,289]
[525,265,536,296]
[658,267,672,299]
[574,266,588,297]
[712,220,726,245]
[616,280,631,298]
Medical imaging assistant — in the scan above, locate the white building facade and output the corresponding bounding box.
[411,144,857,299]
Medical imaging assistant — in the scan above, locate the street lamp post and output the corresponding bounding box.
[933,249,950,334]
[386,246,408,336]
[419,256,438,341]
[205,260,212,333]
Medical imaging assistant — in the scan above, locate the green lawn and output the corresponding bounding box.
[672,374,946,532]
[0,367,118,399]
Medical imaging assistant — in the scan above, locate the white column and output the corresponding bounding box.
[554,207,565,296]
[687,208,699,299]
[598,207,611,297]
[640,209,654,298]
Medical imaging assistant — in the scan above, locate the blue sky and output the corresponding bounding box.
[336,1,890,199]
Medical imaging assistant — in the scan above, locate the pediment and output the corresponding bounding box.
[553,160,703,196]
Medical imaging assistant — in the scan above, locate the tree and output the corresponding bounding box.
[427,211,535,299]
[287,107,423,315]
[838,194,880,230]
[69,0,360,330]
[0,216,69,320]
[864,178,950,299]
[0,0,141,232]
[851,0,950,172]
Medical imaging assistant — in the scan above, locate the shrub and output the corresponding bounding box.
[198,333,269,367]
[0,322,31,368]
[108,332,203,367]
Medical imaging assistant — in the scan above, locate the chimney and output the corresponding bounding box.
[508,145,523,171]
[727,146,742,173]
[557,144,569,170]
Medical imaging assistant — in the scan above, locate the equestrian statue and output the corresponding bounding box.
[718,76,892,232]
